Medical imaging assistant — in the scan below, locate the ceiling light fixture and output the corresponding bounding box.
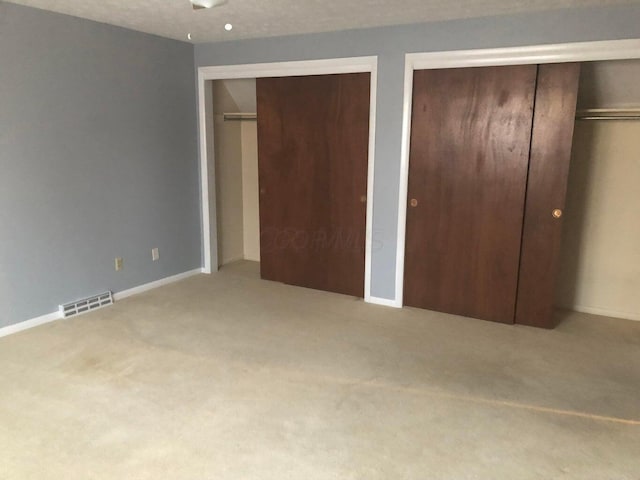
[187,33,192,40]
[190,0,227,10]
[225,23,233,31]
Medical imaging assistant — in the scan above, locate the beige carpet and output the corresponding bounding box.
[1,260,639,479]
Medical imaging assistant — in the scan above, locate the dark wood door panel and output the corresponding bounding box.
[515,63,581,328]
[404,65,538,323]
[256,73,370,297]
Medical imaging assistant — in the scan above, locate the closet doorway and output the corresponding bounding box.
[397,41,640,328]
[199,58,378,300]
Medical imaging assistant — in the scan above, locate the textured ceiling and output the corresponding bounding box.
[6,0,640,44]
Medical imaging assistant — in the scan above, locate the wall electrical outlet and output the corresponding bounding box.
[115,257,123,271]
[152,248,160,261]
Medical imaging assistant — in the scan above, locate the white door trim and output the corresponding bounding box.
[197,56,379,302]
[395,39,640,307]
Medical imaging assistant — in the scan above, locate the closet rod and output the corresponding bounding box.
[223,113,257,122]
[576,109,640,121]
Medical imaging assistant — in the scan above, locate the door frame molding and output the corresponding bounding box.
[395,39,640,307]
[197,56,378,301]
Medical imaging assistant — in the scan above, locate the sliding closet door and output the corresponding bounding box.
[404,66,537,323]
[515,63,581,328]
[256,73,370,297]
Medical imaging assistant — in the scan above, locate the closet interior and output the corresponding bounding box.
[211,79,260,268]
[556,59,640,324]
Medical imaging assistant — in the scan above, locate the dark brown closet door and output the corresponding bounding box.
[256,73,370,297]
[404,66,537,323]
[515,63,580,328]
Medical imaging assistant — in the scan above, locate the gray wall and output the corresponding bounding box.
[0,2,200,327]
[195,4,640,301]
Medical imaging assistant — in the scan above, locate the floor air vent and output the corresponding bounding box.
[60,291,113,318]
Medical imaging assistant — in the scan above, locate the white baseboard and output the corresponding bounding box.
[570,305,640,322]
[366,295,402,308]
[0,311,62,338]
[113,268,203,301]
[0,268,204,339]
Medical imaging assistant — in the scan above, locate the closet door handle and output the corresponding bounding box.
[410,199,418,208]
[552,209,563,219]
